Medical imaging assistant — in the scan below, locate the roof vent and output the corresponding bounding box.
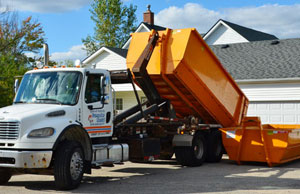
[271,40,280,45]
[221,44,230,49]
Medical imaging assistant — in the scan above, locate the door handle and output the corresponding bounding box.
[106,112,111,123]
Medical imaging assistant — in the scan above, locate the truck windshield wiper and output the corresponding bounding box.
[14,101,26,104]
[36,98,63,105]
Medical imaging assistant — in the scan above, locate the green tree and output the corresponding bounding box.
[82,0,137,55]
[59,59,74,67]
[0,9,45,107]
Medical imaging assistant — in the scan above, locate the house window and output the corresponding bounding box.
[116,98,123,110]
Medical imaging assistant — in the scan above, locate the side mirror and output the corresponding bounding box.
[100,76,110,104]
[14,79,19,94]
[100,76,106,96]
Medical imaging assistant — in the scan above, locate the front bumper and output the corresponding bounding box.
[0,150,52,168]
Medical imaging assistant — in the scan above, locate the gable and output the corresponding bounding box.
[204,19,277,45]
[222,20,278,42]
[84,49,126,71]
[204,23,248,45]
[122,22,166,49]
[122,23,151,49]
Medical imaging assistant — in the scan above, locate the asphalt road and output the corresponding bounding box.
[1,155,300,194]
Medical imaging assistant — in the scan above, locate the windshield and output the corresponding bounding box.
[14,71,82,105]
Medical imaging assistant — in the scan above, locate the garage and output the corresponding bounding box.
[247,101,300,124]
[238,81,300,124]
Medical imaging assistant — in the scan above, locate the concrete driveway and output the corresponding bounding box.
[1,156,300,193]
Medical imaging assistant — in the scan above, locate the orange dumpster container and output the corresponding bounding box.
[220,117,300,166]
[126,28,248,127]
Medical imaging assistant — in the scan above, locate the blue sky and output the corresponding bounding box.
[1,0,300,62]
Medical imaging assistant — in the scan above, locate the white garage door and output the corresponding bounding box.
[247,102,300,124]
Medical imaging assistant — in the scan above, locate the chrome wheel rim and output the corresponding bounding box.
[70,151,83,180]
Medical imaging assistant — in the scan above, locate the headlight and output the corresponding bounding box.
[28,127,55,138]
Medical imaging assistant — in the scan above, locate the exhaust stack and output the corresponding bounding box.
[43,43,49,66]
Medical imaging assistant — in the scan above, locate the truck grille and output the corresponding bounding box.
[0,122,20,140]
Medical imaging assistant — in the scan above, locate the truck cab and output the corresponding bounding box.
[0,67,128,189]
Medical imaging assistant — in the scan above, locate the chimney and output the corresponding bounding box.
[143,5,154,25]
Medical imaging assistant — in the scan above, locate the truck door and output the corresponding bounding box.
[81,73,113,138]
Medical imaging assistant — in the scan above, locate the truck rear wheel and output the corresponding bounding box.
[206,130,223,162]
[54,141,84,190]
[175,132,207,166]
[0,168,12,185]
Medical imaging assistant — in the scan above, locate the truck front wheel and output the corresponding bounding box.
[54,141,84,190]
[175,132,207,166]
[0,168,12,185]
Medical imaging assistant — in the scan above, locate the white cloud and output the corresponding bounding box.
[223,4,300,39]
[1,0,92,13]
[155,3,300,39]
[50,45,86,62]
[155,3,221,34]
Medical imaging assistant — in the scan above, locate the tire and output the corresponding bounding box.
[175,132,207,166]
[54,141,84,190]
[0,168,12,185]
[206,130,223,163]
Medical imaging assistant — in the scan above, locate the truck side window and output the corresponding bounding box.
[85,74,101,103]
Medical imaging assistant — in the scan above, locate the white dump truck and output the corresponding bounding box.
[0,29,248,190]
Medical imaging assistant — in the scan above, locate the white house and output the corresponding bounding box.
[210,38,300,124]
[83,7,300,124]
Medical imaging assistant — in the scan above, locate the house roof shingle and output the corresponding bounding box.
[204,19,278,42]
[210,38,300,80]
[221,19,278,42]
[101,39,300,81]
[105,46,128,58]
